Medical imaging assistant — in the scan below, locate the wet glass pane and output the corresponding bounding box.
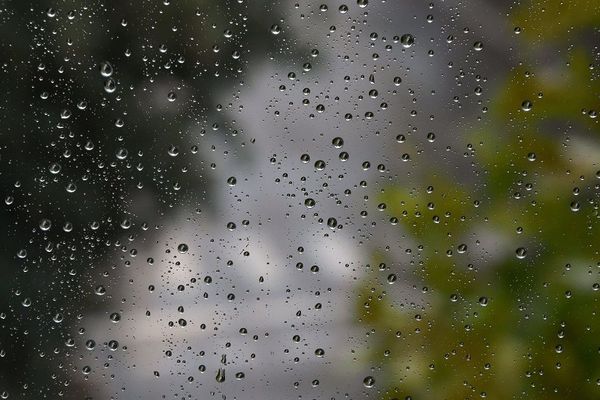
[1,1,599,399]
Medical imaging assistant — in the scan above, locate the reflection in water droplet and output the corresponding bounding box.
[400,34,414,48]
[99,61,113,77]
[109,312,121,323]
[104,78,116,93]
[270,24,281,35]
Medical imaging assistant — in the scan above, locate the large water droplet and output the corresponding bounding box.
[400,34,414,48]
[363,376,375,388]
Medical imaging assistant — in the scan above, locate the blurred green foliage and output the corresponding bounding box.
[358,1,600,399]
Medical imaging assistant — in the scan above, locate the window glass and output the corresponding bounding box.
[1,1,599,399]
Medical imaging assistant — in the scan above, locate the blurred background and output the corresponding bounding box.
[0,0,599,399]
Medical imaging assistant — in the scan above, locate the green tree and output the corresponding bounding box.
[358,1,600,399]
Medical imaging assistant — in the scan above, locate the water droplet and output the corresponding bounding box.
[167,91,177,102]
[327,217,337,228]
[216,368,226,383]
[177,243,189,253]
[270,24,281,35]
[363,376,375,388]
[570,201,580,212]
[49,163,61,174]
[116,148,128,160]
[521,100,532,112]
[516,247,527,259]
[99,61,113,77]
[104,78,117,93]
[39,218,52,231]
[332,137,344,148]
[109,312,121,323]
[400,34,414,48]
[120,219,132,229]
[314,160,326,170]
[66,182,77,193]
